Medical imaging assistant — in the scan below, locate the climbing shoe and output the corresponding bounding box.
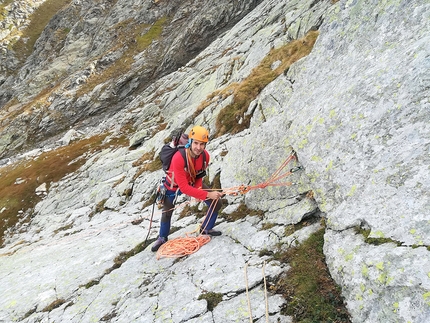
[200,229,222,236]
[151,236,167,252]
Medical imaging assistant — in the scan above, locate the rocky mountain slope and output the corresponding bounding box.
[0,0,429,322]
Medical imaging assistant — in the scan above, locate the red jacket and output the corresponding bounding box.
[166,149,210,200]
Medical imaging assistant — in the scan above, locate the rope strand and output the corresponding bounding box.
[155,152,301,259]
[244,262,253,323]
[263,261,269,323]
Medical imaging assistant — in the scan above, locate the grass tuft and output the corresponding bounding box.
[132,149,163,180]
[104,240,151,275]
[42,298,66,312]
[270,227,351,323]
[212,30,319,137]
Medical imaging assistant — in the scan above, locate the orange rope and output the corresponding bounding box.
[156,198,218,259]
[156,152,299,259]
[222,151,298,196]
[156,234,211,260]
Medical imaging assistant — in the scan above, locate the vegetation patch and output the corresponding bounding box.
[141,193,157,208]
[261,222,276,230]
[0,0,14,21]
[283,215,320,237]
[270,226,351,323]
[105,240,151,275]
[42,298,67,312]
[82,279,100,289]
[0,84,61,132]
[101,311,118,321]
[0,133,122,246]
[132,149,163,180]
[92,198,109,216]
[77,16,169,96]
[198,292,223,311]
[220,202,264,222]
[132,150,157,168]
[179,204,206,220]
[204,171,221,190]
[11,0,73,67]
[210,30,319,137]
[53,223,73,234]
[354,227,402,246]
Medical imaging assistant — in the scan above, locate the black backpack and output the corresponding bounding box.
[159,133,207,177]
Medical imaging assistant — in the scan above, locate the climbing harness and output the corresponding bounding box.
[155,151,301,259]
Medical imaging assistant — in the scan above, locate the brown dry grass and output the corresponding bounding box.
[212,30,319,137]
[0,131,132,245]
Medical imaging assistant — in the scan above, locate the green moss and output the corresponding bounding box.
[198,292,223,311]
[136,17,167,50]
[354,227,402,246]
[104,240,152,276]
[82,279,100,289]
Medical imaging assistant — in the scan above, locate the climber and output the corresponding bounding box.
[151,126,224,252]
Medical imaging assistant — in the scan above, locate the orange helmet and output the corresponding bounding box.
[189,126,209,143]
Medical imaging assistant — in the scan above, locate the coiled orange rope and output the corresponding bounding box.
[156,199,218,259]
[156,151,300,259]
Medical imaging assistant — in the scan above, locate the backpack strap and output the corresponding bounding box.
[165,148,207,188]
[178,146,208,178]
[178,148,206,168]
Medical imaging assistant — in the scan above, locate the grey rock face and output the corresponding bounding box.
[284,0,430,246]
[254,0,430,321]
